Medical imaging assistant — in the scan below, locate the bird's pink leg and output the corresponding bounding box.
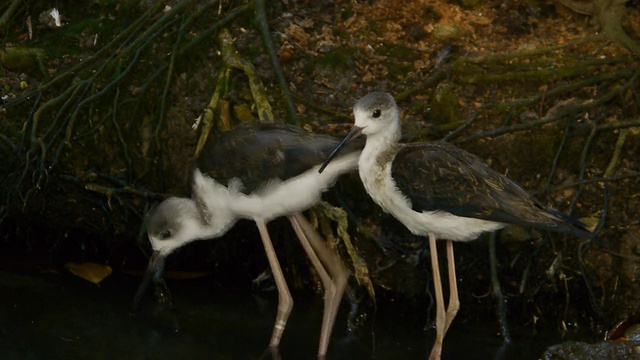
[428,233,445,360]
[444,240,460,334]
[255,219,293,349]
[289,213,349,358]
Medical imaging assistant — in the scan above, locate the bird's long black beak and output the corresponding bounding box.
[318,125,364,173]
[132,250,166,311]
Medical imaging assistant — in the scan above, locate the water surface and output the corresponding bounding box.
[0,270,594,359]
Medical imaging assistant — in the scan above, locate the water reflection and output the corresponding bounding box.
[0,271,595,359]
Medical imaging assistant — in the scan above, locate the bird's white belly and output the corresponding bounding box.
[402,209,505,242]
[359,160,505,242]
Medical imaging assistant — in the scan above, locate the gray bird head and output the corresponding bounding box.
[132,197,206,310]
[319,92,399,173]
[146,197,205,257]
[353,92,399,137]
[134,170,239,310]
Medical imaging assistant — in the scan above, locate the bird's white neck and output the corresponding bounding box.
[359,120,401,176]
[357,121,413,220]
[192,173,240,237]
[368,119,402,149]
[184,203,238,245]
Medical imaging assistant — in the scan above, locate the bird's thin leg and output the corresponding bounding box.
[428,233,445,360]
[444,240,460,334]
[289,213,349,358]
[255,219,293,349]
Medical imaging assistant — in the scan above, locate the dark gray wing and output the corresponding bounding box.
[197,123,363,193]
[391,141,598,240]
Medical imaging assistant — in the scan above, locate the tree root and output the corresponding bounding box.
[558,0,640,58]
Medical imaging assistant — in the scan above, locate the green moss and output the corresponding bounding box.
[502,130,561,171]
[457,66,585,85]
[0,47,46,72]
[429,82,460,125]
[341,6,355,21]
[454,0,480,10]
[380,43,416,59]
[66,16,104,34]
[332,28,349,39]
[378,44,420,76]
[229,72,253,102]
[433,24,462,43]
[423,6,442,22]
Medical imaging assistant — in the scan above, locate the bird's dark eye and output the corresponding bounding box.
[159,230,172,239]
[372,109,381,118]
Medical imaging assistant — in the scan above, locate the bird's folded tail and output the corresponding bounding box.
[543,208,610,248]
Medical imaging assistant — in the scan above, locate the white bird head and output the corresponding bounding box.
[146,197,206,257]
[133,197,204,309]
[133,170,238,309]
[352,92,399,137]
[319,92,399,173]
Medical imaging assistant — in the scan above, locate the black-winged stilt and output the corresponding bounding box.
[319,92,605,360]
[135,123,362,357]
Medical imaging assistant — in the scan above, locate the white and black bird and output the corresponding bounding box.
[319,92,606,360]
[134,123,363,357]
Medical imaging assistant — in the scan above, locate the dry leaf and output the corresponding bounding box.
[65,262,112,285]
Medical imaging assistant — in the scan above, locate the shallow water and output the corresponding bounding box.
[0,270,596,360]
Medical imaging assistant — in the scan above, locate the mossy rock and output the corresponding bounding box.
[429,82,460,126]
[0,47,46,71]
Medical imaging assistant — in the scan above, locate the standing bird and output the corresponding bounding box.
[319,92,605,360]
[134,123,363,357]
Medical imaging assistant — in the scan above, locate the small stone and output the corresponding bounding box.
[279,49,293,62]
[38,8,63,28]
[432,24,462,43]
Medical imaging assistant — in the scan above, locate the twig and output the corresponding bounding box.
[569,120,600,215]
[111,87,133,184]
[395,67,447,101]
[84,183,166,200]
[62,16,180,151]
[254,0,299,124]
[0,133,17,155]
[0,0,22,30]
[460,33,607,63]
[571,118,640,132]
[578,239,605,321]
[489,233,511,343]
[533,173,640,194]
[604,129,630,178]
[155,14,187,171]
[43,81,92,147]
[179,1,248,55]
[7,2,164,108]
[442,111,479,142]
[458,78,629,143]
[543,116,574,197]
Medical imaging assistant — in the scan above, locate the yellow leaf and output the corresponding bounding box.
[65,262,112,285]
